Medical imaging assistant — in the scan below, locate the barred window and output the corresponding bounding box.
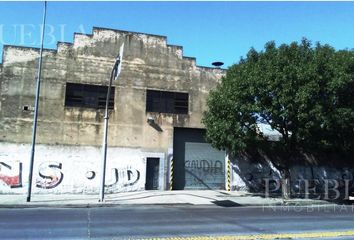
[146,90,188,114]
[65,83,114,109]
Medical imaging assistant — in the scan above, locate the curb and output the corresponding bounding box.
[0,201,343,209]
[0,203,196,209]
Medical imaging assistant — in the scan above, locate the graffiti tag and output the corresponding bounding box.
[0,162,22,188]
[0,160,142,191]
[36,162,64,189]
[185,160,224,174]
[105,168,140,187]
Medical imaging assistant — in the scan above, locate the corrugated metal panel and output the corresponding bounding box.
[173,128,226,190]
[184,142,225,189]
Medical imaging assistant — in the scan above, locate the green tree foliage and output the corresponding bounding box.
[203,39,354,159]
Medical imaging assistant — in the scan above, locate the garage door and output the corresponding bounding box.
[173,128,226,190]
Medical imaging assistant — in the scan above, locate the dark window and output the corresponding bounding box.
[146,90,188,114]
[65,83,114,109]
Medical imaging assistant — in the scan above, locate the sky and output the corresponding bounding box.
[1,1,354,68]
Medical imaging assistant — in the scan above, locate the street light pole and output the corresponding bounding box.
[99,43,124,202]
[27,1,47,202]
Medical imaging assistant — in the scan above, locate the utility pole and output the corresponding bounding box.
[99,43,124,202]
[26,1,47,202]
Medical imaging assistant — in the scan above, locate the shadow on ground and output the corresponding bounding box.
[211,200,243,207]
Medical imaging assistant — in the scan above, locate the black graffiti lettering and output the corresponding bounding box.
[202,160,210,172]
[185,160,190,168]
[105,168,119,187]
[127,169,134,181]
[214,160,223,174]
[124,169,140,187]
[105,168,141,188]
[0,162,22,188]
[36,162,64,189]
[85,171,96,180]
[0,161,142,191]
[185,160,224,174]
[191,160,197,170]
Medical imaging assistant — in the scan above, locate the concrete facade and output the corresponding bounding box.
[0,27,225,194]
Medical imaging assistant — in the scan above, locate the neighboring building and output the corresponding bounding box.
[0,27,227,194]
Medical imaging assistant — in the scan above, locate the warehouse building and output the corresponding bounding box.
[0,27,227,194]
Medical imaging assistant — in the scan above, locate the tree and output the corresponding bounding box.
[202,39,354,197]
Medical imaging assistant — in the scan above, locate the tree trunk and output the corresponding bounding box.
[281,169,291,199]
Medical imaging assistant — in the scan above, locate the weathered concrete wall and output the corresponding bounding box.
[0,27,224,149]
[0,28,224,193]
[0,142,167,194]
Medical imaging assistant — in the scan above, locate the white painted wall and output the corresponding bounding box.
[0,143,165,194]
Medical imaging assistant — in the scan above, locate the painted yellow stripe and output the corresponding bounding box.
[226,157,231,191]
[169,158,173,191]
[140,230,354,240]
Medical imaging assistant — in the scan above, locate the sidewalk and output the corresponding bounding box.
[0,190,335,208]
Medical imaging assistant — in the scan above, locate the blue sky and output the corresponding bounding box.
[1,1,354,67]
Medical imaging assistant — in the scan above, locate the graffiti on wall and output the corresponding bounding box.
[185,160,223,175]
[230,159,354,197]
[36,162,64,189]
[183,142,225,189]
[185,159,225,189]
[105,167,141,188]
[0,162,22,188]
[0,160,141,190]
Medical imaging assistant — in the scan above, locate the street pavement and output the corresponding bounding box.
[1,190,352,239]
[1,204,354,239]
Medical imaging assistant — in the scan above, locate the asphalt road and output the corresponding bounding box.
[0,204,354,239]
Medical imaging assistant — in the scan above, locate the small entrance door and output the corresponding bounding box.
[145,158,160,190]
